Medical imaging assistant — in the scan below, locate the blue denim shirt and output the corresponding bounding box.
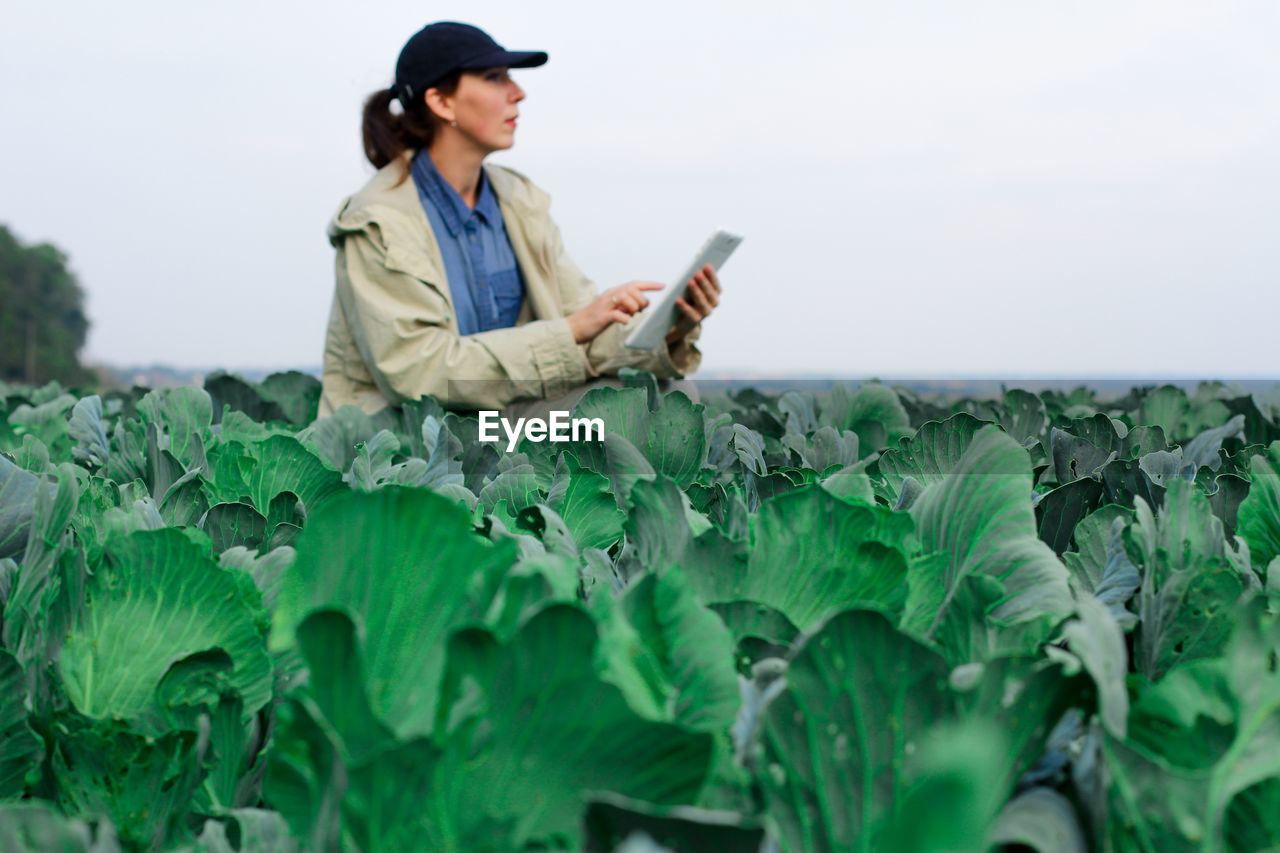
[410,151,526,335]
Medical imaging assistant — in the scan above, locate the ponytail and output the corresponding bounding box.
[360,72,463,171]
[361,89,407,169]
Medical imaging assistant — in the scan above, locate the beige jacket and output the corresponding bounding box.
[318,153,701,416]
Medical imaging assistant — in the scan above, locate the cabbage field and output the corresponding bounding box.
[2,371,1280,852]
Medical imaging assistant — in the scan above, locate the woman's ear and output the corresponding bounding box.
[423,87,454,125]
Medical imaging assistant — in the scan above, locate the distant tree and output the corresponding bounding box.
[0,225,93,386]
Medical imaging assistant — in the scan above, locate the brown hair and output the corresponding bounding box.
[361,71,462,170]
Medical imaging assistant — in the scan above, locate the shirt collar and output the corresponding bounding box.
[411,151,498,237]
[473,173,501,225]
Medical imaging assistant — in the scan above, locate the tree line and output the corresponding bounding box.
[0,224,93,387]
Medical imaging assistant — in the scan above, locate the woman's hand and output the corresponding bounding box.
[567,281,664,344]
[665,264,721,347]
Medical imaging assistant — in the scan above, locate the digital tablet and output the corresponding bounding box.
[624,229,744,350]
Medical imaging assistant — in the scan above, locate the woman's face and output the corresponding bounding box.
[441,68,525,154]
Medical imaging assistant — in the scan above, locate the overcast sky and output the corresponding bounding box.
[3,1,1277,379]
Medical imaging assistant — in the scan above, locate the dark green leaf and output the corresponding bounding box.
[875,412,988,502]
[574,387,707,488]
[58,529,272,730]
[548,451,624,552]
[759,609,953,852]
[906,426,1074,658]
[201,502,268,553]
[271,488,516,739]
[0,454,41,560]
[582,794,764,853]
[68,395,109,469]
[1238,442,1280,569]
[433,605,714,849]
[620,571,740,731]
[0,649,42,798]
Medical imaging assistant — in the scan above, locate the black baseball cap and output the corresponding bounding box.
[393,22,547,102]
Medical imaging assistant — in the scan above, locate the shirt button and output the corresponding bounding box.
[478,280,487,288]
[469,234,477,242]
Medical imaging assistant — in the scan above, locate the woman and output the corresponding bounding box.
[318,21,721,418]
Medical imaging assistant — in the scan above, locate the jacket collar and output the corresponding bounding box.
[335,151,546,226]
[329,151,565,322]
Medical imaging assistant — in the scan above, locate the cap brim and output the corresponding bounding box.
[459,49,548,70]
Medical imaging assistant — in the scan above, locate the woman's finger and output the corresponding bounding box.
[687,279,714,316]
[693,273,719,309]
[606,289,639,313]
[701,267,721,301]
[622,283,652,310]
[674,297,701,327]
[688,269,718,307]
[703,265,721,296]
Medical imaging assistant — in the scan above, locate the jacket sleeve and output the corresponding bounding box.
[545,218,703,379]
[335,224,588,410]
